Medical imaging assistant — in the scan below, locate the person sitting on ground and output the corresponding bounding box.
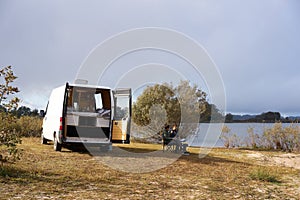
[170,123,178,138]
[163,124,170,139]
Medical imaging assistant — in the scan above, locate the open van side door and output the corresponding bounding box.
[111,88,132,144]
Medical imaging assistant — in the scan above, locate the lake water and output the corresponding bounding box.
[186,123,300,147]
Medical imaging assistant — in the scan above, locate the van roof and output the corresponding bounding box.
[68,83,111,90]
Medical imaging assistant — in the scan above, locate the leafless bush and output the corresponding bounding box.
[262,123,300,152]
[222,123,300,152]
[245,127,261,149]
[220,125,240,148]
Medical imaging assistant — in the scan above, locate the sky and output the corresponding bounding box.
[0,0,300,116]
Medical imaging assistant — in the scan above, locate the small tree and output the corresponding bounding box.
[0,66,19,105]
[132,81,208,140]
[0,66,22,163]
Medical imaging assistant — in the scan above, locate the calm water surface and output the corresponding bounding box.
[187,123,300,147]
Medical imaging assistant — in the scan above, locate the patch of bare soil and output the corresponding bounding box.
[245,150,300,170]
[272,154,300,170]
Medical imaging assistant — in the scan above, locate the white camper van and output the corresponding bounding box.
[41,82,131,151]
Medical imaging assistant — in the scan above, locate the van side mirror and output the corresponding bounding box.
[40,110,45,117]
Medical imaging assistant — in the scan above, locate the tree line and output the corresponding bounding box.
[225,112,299,123]
[0,105,40,118]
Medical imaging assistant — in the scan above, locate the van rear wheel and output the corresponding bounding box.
[41,134,47,144]
[54,136,62,151]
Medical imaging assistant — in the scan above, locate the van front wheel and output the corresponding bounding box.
[54,136,62,151]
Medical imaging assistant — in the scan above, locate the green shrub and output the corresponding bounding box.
[17,116,43,137]
[0,66,22,163]
[0,112,22,162]
[249,167,280,183]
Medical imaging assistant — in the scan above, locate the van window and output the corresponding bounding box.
[115,96,129,120]
[66,86,111,114]
[94,93,103,110]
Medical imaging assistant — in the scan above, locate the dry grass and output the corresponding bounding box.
[0,138,300,199]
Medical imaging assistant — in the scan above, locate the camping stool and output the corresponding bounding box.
[182,142,189,155]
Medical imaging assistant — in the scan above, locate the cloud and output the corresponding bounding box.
[0,0,299,115]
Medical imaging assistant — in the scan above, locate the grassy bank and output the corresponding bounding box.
[1,138,299,199]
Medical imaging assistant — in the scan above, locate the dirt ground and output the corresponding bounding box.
[1,138,300,199]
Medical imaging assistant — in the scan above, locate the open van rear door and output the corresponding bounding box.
[111,88,131,144]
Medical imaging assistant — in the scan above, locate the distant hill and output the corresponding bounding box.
[226,111,300,123]
[232,114,256,121]
[286,116,300,121]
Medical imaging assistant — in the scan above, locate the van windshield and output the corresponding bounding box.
[66,86,111,114]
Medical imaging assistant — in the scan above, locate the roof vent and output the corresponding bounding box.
[74,79,88,85]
